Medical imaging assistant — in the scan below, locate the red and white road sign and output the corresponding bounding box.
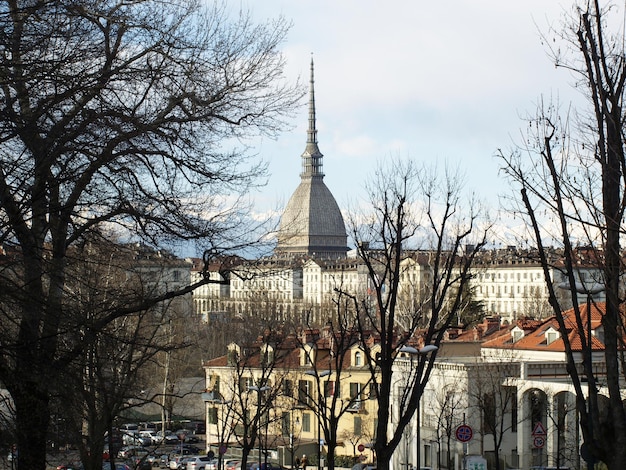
[455,424,473,443]
[532,421,547,436]
[533,436,545,448]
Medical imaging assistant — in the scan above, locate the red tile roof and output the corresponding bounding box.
[481,302,617,352]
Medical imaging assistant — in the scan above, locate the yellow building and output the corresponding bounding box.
[202,327,380,467]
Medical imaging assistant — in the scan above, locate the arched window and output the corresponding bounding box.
[355,351,362,366]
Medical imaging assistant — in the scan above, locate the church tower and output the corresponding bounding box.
[276,59,348,258]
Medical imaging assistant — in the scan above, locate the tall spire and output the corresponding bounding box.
[276,56,348,259]
[301,56,324,178]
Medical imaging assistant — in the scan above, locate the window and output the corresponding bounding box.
[227,349,239,366]
[324,380,337,397]
[353,416,362,436]
[261,345,274,366]
[508,386,518,432]
[283,379,294,397]
[483,392,496,434]
[354,351,362,366]
[546,330,558,345]
[209,374,221,394]
[302,413,311,433]
[298,380,312,406]
[368,383,377,400]
[208,407,218,425]
[350,382,362,400]
[281,412,290,437]
[239,376,254,391]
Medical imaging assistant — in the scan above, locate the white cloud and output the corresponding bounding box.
[237,0,588,219]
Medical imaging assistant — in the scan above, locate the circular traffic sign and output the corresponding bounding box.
[357,444,365,453]
[533,436,545,448]
[455,424,473,442]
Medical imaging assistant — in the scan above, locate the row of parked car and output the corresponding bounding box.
[120,427,202,447]
[168,457,285,470]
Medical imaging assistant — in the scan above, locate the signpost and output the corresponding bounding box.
[532,422,546,437]
[531,421,546,449]
[455,424,473,443]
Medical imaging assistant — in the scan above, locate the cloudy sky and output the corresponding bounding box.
[237,1,584,222]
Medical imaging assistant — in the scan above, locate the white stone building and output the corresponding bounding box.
[390,302,621,470]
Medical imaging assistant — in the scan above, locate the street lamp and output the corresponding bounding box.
[305,370,331,470]
[290,414,301,469]
[559,281,604,470]
[249,385,271,470]
[177,429,187,457]
[400,345,439,470]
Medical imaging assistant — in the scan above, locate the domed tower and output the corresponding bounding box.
[276,59,348,259]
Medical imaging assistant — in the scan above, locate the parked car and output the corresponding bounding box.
[139,430,160,445]
[181,444,202,454]
[184,434,200,444]
[204,459,218,470]
[193,422,206,435]
[235,462,258,470]
[169,455,184,470]
[530,468,570,470]
[170,453,199,469]
[156,430,178,445]
[102,462,131,470]
[120,423,139,432]
[185,456,214,470]
[102,463,131,470]
[258,464,283,470]
[147,453,168,467]
[225,460,240,470]
[134,456,153,470]
[174,429,200,443]
[117,445,147,459]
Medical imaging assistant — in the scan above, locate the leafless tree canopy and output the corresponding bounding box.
[344,158,489,470]
[0,1,302,468]
[499,1,626,468]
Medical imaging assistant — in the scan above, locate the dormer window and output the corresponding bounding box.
[511,326,524,343]
[545,327,559,345]
[355,351,362,366]
[261,344,274,366]
[301,344,315,366]
[227,344,241,365]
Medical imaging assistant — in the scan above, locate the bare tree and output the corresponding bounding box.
[296,296,376,470]
[0,1,302,468]
[209,325,293,470]
[344,159,489,470]
[430,379,464,470]
[499,1,626,468]
[470,361,519,470]
[50,240,200,470]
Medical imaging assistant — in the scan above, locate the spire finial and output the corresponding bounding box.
[307,55,317,146]
[301,55,324,178]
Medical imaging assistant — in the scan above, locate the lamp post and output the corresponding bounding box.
[577,282,603,470]
[400,345,438,470]
[559,281,604,470]
[177,430,187,457]
[305,370,331,470]
[290,414,301,469]
[249,385,271,470]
